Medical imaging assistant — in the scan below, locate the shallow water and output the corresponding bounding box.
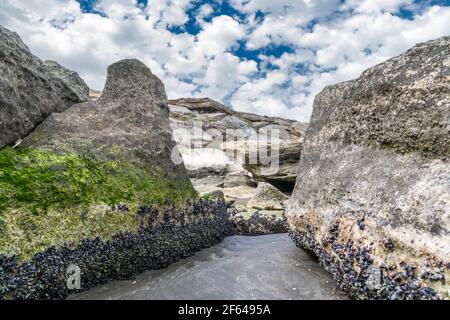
[69,234,347,300]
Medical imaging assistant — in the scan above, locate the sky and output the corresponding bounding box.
[0,1,449,122]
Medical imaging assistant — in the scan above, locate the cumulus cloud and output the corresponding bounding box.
[0,0,448,122]
[229,1,450,121]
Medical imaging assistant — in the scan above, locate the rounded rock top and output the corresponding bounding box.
[100,58,167,104]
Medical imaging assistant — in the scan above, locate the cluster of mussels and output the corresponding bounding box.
[289,228,441,300]
[229,210,288,236]
[0,199,233,300]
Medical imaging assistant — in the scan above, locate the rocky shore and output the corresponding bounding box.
[0,23,448,300]
[0,26,232,300]
[0,201,232,300]
[168,100,300,236]
[169,97,307,199]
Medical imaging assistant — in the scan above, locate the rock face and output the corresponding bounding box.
[45,60,90,102]
[286,37,450,300]
[0,59,232,299]
[0,25,86,149]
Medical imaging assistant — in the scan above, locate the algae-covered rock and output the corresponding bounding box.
[0,58,197,262]
[286,37,450,300]
[0,58,234,300]
[0,25,86,149]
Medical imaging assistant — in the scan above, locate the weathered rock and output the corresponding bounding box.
[244,139,305,193]
[169,97,234,115]
[0,58,235,300]
[247,182,289,210]
[0,25,85,149]
[286,37,450,300]
[24,59,190,177]
[45,60,90,102]
[229,209,288,235]
[179,148,231,178]
[0,58,198,267]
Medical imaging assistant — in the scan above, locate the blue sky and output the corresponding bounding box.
[0,0,449,121]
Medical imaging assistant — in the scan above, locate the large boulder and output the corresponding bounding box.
[0,59,231,299]
[0,25,86,149]
[45,60,90,102]
[286,37,450,300]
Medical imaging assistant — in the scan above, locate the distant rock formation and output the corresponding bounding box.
[169,97,307,197]
[169,98,299,235]
[0,59,231,299]
[0,25,87,149]
[286,37,450,300]
[45,60,90,102]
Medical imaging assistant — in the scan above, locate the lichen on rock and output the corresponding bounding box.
[286,37,450,300]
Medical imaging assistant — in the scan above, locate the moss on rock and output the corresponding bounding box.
[0,146,197,261]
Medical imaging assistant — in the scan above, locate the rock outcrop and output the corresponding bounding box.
[229,209,288,236]
[45,60,90,102]
[0,25,87,150]
[0,59,232,299]
[169,97,307,199]
[286,37,450,300]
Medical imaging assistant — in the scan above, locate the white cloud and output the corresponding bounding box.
[0,0,449,122]
[229,2,450,121]
[343,0,413,14]
[197,15,246,55]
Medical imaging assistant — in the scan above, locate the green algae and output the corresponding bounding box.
[0,146,198,261]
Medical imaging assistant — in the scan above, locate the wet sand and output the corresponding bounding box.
[69,234,347,300]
